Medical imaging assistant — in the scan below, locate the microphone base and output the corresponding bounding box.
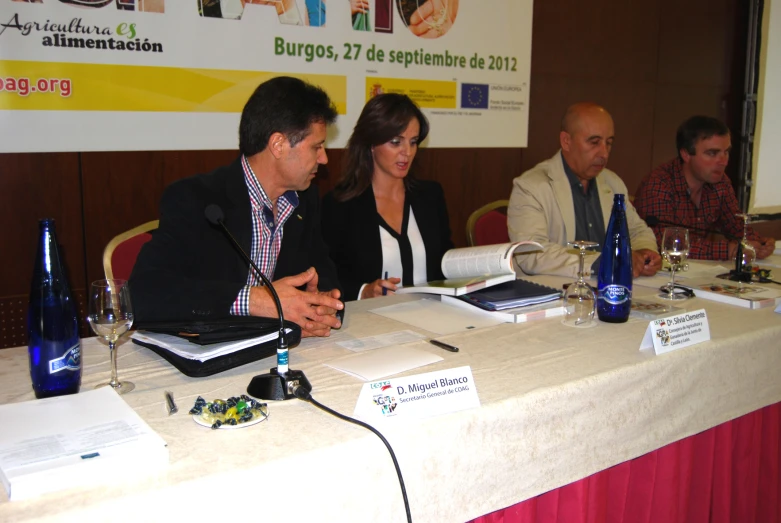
[247,367,311,401]
[727,269,754,283]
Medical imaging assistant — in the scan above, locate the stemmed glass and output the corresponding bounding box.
[562,241,599,328]
[88,279,135,394]
[735,213,757,271]
[659,228,690,300]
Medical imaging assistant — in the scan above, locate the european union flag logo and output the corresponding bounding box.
[461,83,489,109]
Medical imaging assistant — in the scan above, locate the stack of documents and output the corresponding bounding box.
[132,329,290,362]
[442,295,565,324]
[458,279,562,311]
[0,387,168,501]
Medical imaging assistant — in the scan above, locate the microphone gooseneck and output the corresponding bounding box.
[204,204,289,373]
[644,216,740,241]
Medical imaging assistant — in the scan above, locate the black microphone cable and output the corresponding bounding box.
[757,269,781,285]
[291,384,413,523]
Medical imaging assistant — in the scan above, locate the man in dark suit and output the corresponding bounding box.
[130,76,344,338]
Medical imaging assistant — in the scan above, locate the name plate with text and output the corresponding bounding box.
[640,309,711,355]
[354,366,480,423]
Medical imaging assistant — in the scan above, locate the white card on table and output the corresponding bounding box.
[354,366,480,423]
[325,344,443,381]
[639,308,710,355]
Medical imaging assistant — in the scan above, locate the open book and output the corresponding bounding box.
[396,241,543,296]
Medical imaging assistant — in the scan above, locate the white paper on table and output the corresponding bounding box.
[0,387,168,500]
[287,331,359,363]
[677,262,730,280]
[336,330,426,352]
[369,298,503,335]
[324,344,444,381]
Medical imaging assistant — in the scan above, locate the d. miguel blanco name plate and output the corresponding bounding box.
[353,366,480,423]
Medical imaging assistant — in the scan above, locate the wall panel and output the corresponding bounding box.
[530,0,660,82]
[657,0,735,87]
[524,77,658,195]
[0,153,85,347]
[80,150,237,285]
[650,85,727,169]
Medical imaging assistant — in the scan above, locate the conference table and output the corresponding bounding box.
[1,275,780,522]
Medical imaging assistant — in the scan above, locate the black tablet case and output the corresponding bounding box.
[131,317,302,378]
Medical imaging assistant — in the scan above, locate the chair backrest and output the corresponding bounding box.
[466,200,510,246]
[103,220,159,281]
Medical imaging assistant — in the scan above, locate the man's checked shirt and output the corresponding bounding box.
[634,157,758,260]
[231,155,299,315]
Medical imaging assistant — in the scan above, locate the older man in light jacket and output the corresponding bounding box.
[508,102,661,279]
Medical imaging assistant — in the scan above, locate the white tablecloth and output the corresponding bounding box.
[1,279,780,522]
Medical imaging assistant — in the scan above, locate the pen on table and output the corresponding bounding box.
[164,390,178,415]
[382,271,388,296]
[429,339,459,353]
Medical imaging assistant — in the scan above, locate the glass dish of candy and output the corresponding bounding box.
[189,395,269,430]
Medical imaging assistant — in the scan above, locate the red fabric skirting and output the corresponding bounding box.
[471,402,781,523]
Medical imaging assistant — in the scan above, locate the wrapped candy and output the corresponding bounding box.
[189,395,268,430]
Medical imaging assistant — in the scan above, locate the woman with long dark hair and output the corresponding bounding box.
[322,94,453,300]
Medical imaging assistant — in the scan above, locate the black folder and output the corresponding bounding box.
[458,279,562,311]
[131,317,301,377]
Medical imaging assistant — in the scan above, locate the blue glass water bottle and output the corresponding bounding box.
[28,218,82,398]
[597,194,633,323]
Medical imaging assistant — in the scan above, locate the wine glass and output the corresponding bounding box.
[562,241,599,328]
[735,213,757,271]
[88,279,135,394]
[659,228,690,300]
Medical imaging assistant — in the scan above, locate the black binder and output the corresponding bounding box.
[131,317,301,378]
[458,279,562,311]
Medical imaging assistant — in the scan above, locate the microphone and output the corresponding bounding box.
[644,216,751,282]
[205,204,311,400]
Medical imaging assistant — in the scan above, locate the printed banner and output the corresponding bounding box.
[0,0,532,152]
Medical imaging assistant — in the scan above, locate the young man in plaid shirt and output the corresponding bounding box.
[634,116,774,261]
